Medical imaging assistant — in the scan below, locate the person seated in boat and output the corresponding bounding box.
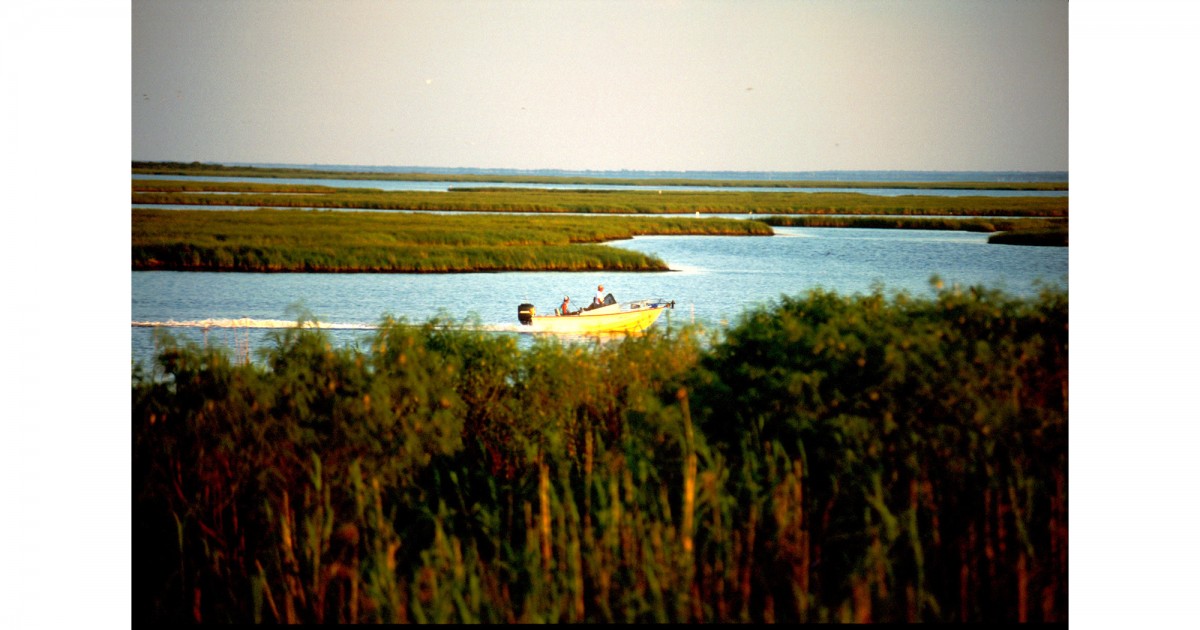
[592,284,606,307]
[560,295,574,316]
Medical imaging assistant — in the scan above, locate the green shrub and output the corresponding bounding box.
[133,285,1067,623]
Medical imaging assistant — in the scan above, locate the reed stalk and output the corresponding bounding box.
[134,284,1067,623]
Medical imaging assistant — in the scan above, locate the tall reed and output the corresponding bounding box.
[134,284,1067,623]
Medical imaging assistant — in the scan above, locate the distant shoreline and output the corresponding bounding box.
[133,161,1069,191]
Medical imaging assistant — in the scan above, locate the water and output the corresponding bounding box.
[132,173,1067,197]
[131,227,1067,370]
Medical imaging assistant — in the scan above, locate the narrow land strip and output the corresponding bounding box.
[132,209,772,273]
[134,179,1068,217]
[133,161,1069,191]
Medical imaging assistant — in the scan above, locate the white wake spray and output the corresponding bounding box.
[131,318,377,330]
[130,318,528,333]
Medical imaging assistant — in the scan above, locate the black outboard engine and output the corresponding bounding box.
[518,303,535,325]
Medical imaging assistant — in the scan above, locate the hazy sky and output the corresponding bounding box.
[132,0,1067,172]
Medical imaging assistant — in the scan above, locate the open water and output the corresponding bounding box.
[131,226,1067,370]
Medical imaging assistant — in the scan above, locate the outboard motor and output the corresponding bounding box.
[518,303,535,325]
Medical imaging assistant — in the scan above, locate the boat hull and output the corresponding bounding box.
[526,304,669,334]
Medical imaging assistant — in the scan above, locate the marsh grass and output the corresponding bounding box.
[132,209,771,272]
[134,284,1067,623]
[134,180,1067,218]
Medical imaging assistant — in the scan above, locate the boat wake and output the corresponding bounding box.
[130,319,641,337]
[770,230,819,238]
[668,263,707,275]
[131,318,377,330]
[476,323,525,333]
[131,318,536,333]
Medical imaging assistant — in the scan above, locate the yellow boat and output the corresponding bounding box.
[517,296,675,334]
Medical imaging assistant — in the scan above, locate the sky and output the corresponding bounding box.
[131,0,1068,172]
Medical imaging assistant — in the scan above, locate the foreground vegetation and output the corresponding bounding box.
[133,284,1067,623]
[133,179,1068,218]
[133,161,1068,191]
[132,209,771,273]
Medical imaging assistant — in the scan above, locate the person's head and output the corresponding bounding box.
[598,284,604,291]
[564,296,570,303]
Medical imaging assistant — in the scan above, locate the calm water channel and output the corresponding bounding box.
[131,227,1068,370]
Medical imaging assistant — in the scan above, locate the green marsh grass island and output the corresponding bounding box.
[132,209,772,273]
[134,178,1067,218]
[133,285,1067,623]
[134,176,1069,256]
